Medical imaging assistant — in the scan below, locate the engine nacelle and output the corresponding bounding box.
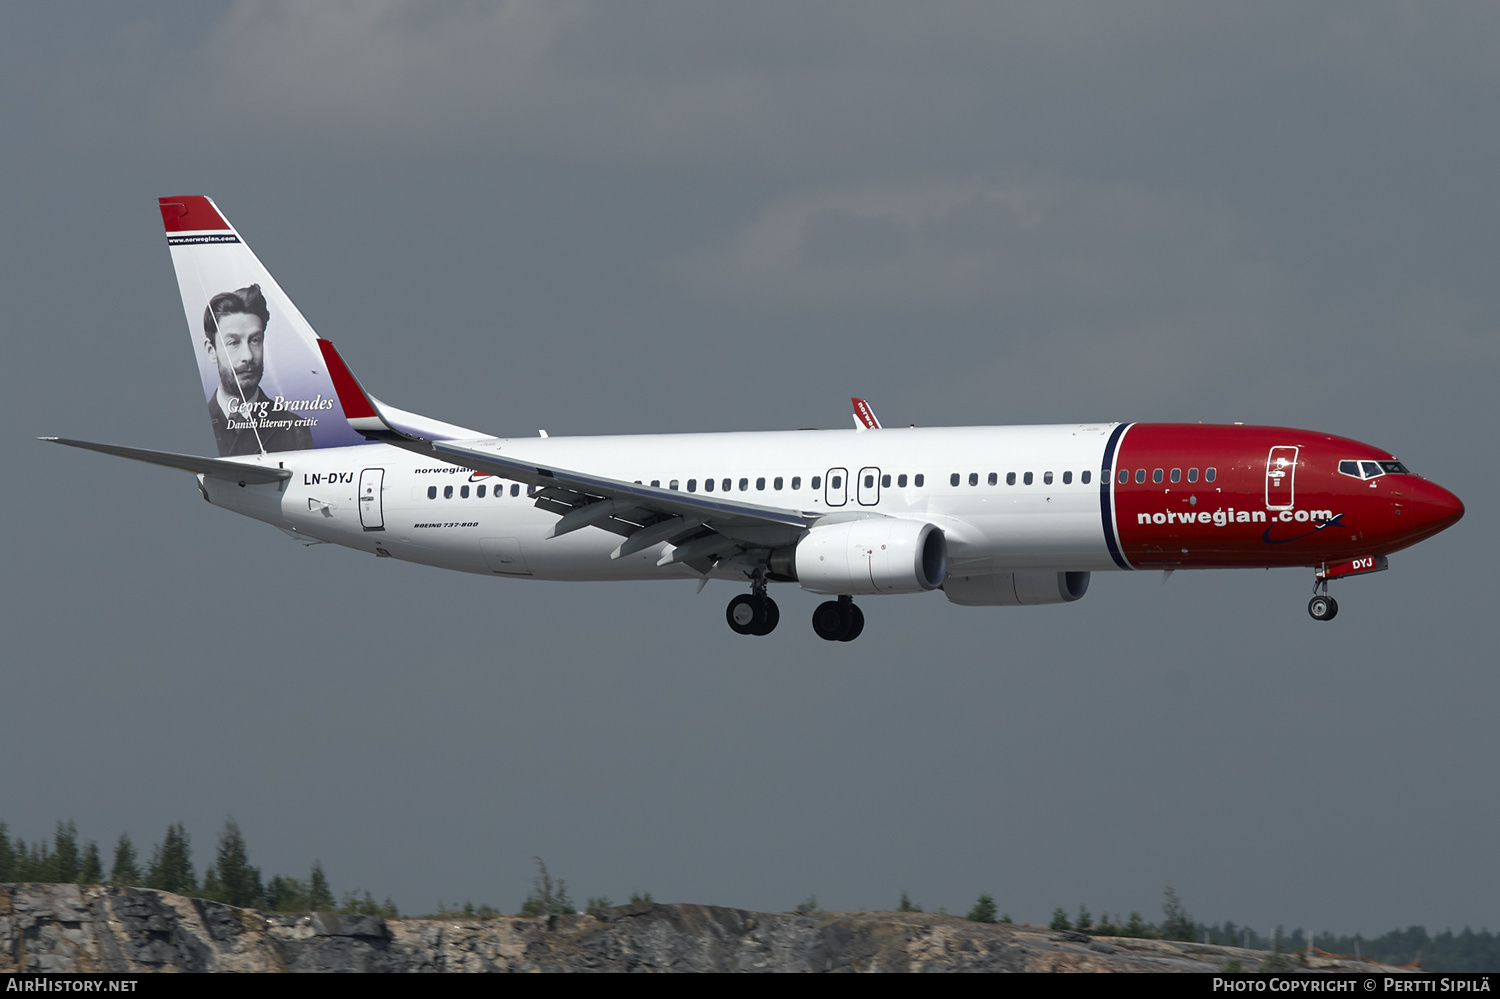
[788,519,948,595]
[943,571,1090,607]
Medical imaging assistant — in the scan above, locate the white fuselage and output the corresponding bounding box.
[202,423,1122,581]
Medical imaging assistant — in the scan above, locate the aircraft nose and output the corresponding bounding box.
[1407,479,1465,536]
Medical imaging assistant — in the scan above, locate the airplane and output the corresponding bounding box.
[43,196,1465,641]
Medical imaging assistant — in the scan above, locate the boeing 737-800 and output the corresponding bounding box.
[43,196,1465,641]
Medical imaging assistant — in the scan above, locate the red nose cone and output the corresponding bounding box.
[1410,479,1465,537]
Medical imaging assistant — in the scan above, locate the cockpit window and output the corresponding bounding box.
[1341,458,1413,480]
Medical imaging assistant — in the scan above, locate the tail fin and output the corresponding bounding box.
[160,196,369,456]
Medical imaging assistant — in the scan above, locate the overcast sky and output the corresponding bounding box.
[3,2,1495,936]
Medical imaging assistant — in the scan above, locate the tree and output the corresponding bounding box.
[967,894,998,923]
[1260,925,1294,972]
[207,817,263,908]
[265,875,308,913]
[147,823,196,895]
[110,834,142,886]
[1161,882,1196,942]
[519,857,574,916]
[629,891,654,905]
[1050,907,1072,932]
[80,842,103,884]
[585,896,613,916]
[340,889,397,919]
[1076,905,1093,933]
[0,824,15,882]
[897,890,923,913]
[49,821,81,884]
[307,861,336,911]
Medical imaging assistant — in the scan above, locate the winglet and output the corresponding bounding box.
[852,397,882,430]
[315,339,483,446]
[316,339,408,443]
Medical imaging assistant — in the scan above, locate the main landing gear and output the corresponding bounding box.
[1308,578,1339,622]
[724,585,866,641]
[812,595,864,642]
[726,589,780,636]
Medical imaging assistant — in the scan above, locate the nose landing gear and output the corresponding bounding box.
[812,595,864,642]
[1308,578,1339,621]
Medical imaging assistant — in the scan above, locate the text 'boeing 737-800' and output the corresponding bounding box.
[43,197,1465,641]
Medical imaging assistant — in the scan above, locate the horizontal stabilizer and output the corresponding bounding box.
[41,438,291,484]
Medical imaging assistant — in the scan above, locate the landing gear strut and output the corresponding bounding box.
[1308,578,1339,622]
[812,595,864,642]
[726,576,779,636]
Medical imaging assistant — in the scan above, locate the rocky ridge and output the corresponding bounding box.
[1,883,1411,973]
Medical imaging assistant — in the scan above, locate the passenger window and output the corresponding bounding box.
[969,473,979,486]
[1024,471,1034,485]
[756,477,765,490]
[651,480,660,488]
[1188,468,1198,483]
[670,479,680,490]
[830,475,842,489]
[512,484,521,496]
[1205,467,1217,482]
[722,478,731,492]
[897,474,907,487]
[987,472,997,486]
[914,474,924,487]
[477,485,486,497]
[950,473,960,487]
[1062,471,1072,484]
[427,486,437,499]
[774,477,783,490]
[444,485,453,499]
[739,478,749,491]
[811,476,822,489]
[705,478,715,492]
[1081,470,1091,484]
[794,476,803,489]
[1152,469,1163,484]
[459,485,469,498]
[1170,468,1180,483]
[1006,472,1016,485]
[1043,471,1053,485]
[688,479,697,492]
[881,474,891,487]
[865,474,875,488]
[1118,469,1128,484]
[1135,469,1146,484]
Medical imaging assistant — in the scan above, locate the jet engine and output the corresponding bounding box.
[776,519,948,595]
[943,571,1091,606]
